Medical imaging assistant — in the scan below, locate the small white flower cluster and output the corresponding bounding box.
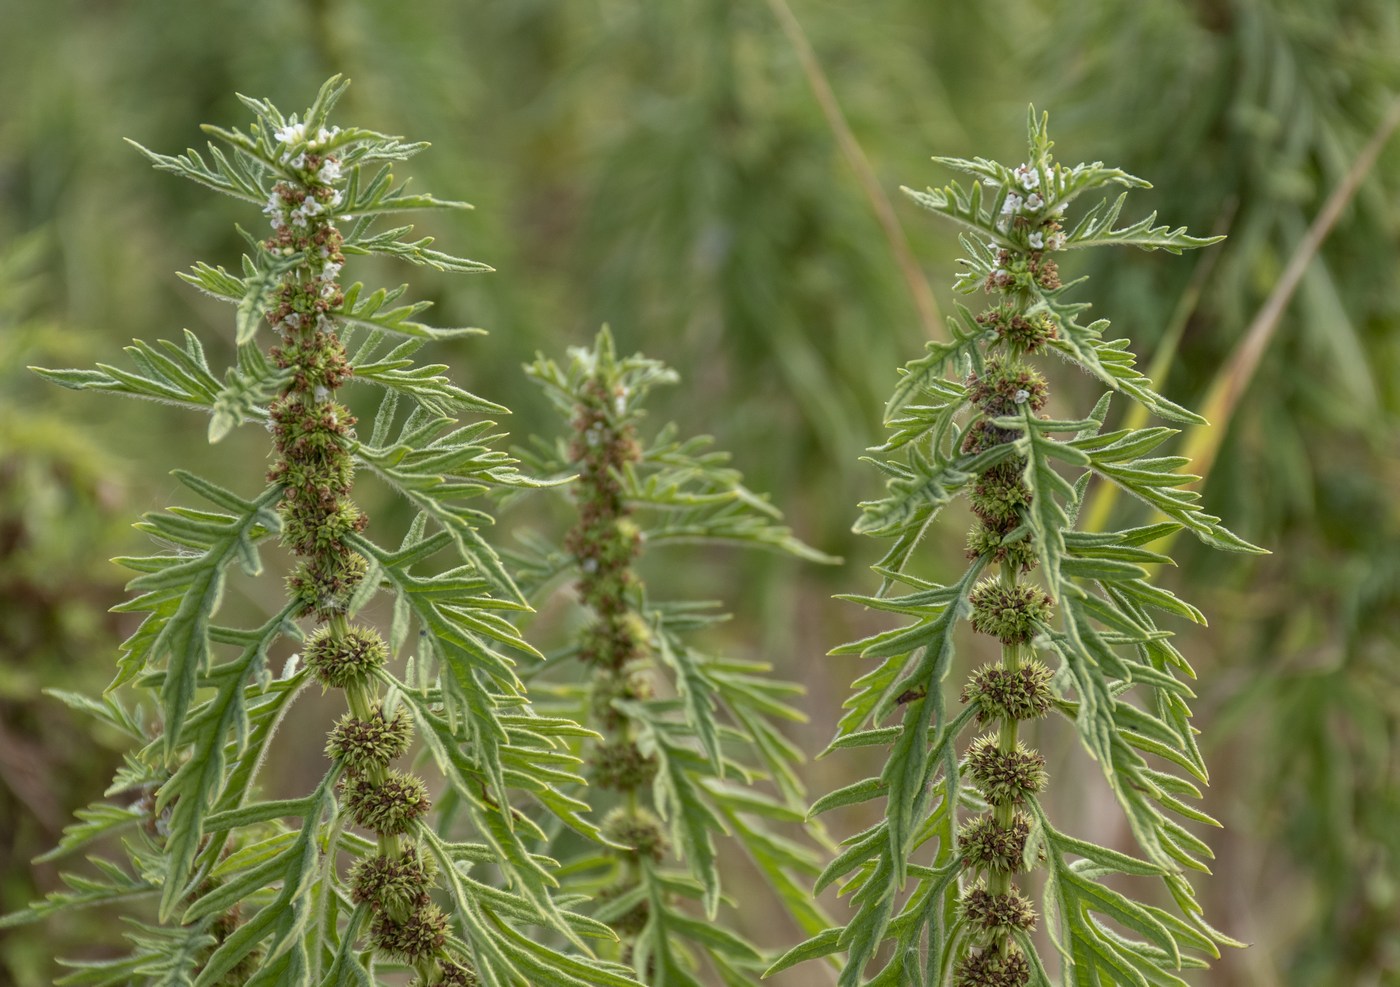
[262,185,346,232]
[289,188,345,229]
[988,162,1068,251]
[998,186,1049,234]
[319,245,343,282]
[273,121,342,154]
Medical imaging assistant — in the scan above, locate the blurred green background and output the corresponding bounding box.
[2,0,1397,984]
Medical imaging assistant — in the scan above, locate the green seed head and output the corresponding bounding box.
[350,843,436,913]
[961,883,1037,936]
[961,662,1054,723]
[370,902,447,961]
[965,522,1038,572]
[591,740,659,791]
[968,579,1053,645]
[965,735,1047,806]
[344,770,431,836]
[327,703,412,770]
[953,945,1031,987]
[596,881,650,937]
[601,807,669,862]
[959,813,1032,874]
[304,625,387,689]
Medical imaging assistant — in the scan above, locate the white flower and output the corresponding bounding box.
[322,262,343,281]
[1047,232,1067,251]
[318,158,342,183]
[328,189,344,208]
[288,153,306,171]
[262,193,282,216]
[1013,389,1030,404]
[1016,163,1040,190]
[1028,232,1044,249]
[1001,192,1023,215]
[996,216,1011,232]
[274,122,306,145]
[314,385,330,402]
[1025,192,1044,212]
[314,126,340,146]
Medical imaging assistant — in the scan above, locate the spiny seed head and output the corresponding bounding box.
[965,522,1038,572]
[966,359,1048,417]
[577,612,651,670]
[1030,254,1061,290]
[953,945,1031,987]
[216,946,265,984]
[326,703,412,771]
[289,551,368,619]
[278,497,364,556]
[978,306,1058,353]
[370,903,447,961]
[968,579,1053,645]
[304,625,387,689]
[966,735,1047,805]
[589,665,653,727]
[419,962,480,987]
[350,844,436,913]
[961,883,1037,935]
[961,418,1020,455]
[962,662,1054,723]
[960,813,1032,873]
[601,807,669,862]
[591,740,659,791]
[970,461,1031,529]
[596,881,650,936]
[344,770,430,836]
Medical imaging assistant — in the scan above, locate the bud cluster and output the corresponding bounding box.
[953,159,1068,987]
[563,371,672,948]
[258,122,468,982]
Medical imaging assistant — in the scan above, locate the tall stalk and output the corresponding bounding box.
[4,78,644,987]
[512,328,836,981]
[776,109,1264,986]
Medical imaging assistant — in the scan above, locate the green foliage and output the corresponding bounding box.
[789,111,1259,986]
[4,5,1397,983]
[1041,7,1400,980]
[508,328,836,982]
[7,79,643,987]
